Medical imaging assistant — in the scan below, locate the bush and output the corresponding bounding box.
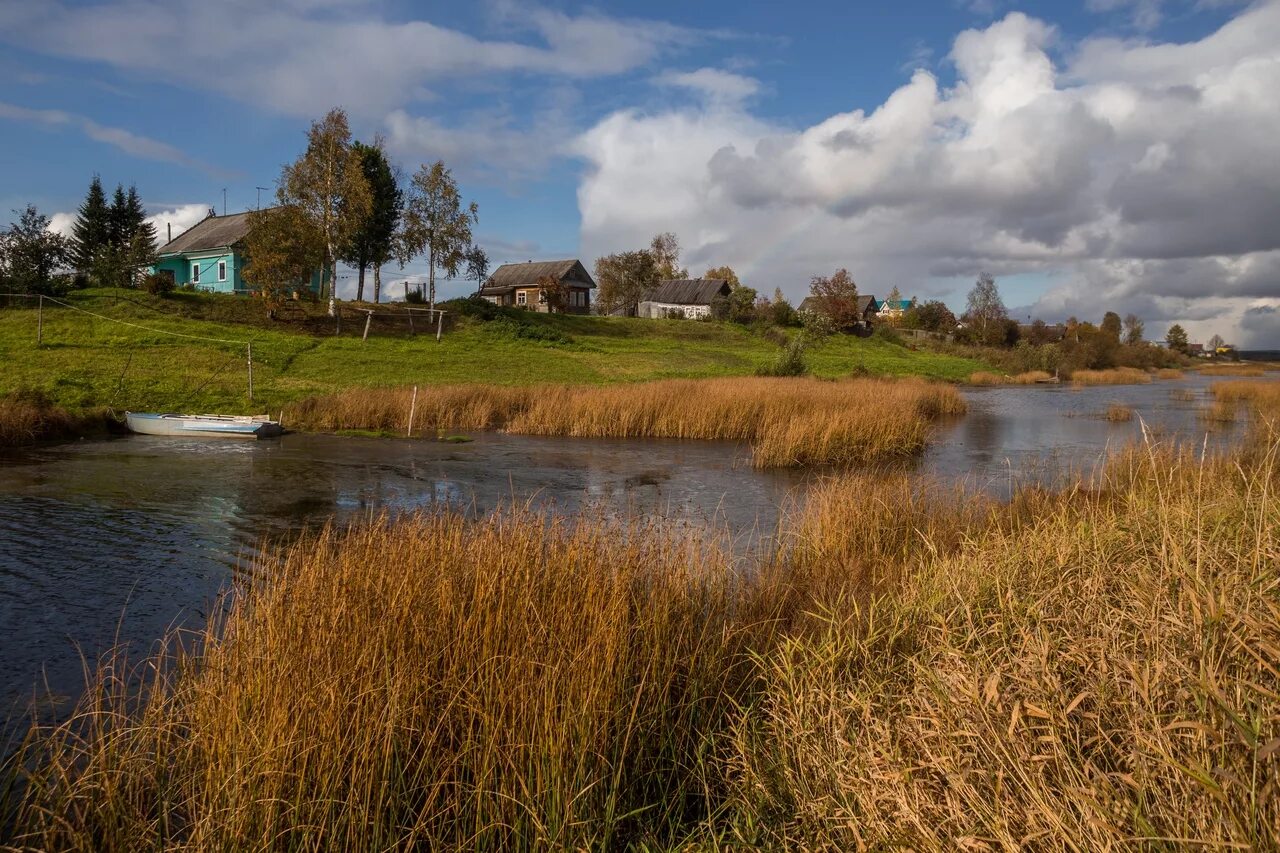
[486,317,574,346]
[404,289,425,304]
[757,335,808,377]
[872,323,903,346]
[440,295,502,321]
[140,272,175,296]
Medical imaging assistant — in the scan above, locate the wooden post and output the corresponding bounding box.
[36,295,43,346]
[247,342,254,402]
[362,310,373,342]
[335,306,342,335]
[406,385,418,437]
[408,308,415,336]
[436,309,443,342]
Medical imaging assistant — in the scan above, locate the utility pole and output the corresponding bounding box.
[222,188,227,216]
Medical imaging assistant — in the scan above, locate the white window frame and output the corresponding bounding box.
[217,260,227,282]
[516,290,527,306]
[191,263,200,284]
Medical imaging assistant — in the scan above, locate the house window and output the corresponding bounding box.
[191,263,200,284]
[217,261,227,282]
[516,291,527,306]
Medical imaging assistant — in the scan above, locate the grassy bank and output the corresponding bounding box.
[8,388,1278,849]
[0,290,990,427]
[286,376,966,467]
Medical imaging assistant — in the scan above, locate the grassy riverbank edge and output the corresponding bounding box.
[5,384,1278,849]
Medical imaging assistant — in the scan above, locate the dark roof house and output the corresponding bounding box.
[478,259,595,314]
[637,279,732,318]
[798,294,879,321]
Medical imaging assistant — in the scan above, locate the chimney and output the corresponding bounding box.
[167,222,172,243]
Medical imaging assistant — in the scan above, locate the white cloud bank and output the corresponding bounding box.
[575,3,1280,346]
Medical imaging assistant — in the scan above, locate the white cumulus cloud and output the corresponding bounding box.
[574,4,1280,345]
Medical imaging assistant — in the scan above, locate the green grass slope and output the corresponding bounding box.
[1,289,990,415]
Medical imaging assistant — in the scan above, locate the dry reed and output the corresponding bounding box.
[967,370,1053,386]
[9,390,1279,850]
[1199,364,1266,376]
[1069,366,1152,386]
[1104,403,1133,421]
[0,391,92,447]
[1155,367,1185,379]
[286,377,967,468]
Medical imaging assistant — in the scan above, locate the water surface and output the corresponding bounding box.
[0,373,1248,721]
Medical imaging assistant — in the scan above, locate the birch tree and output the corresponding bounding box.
[278,108,371,311]
[397,161,477,309]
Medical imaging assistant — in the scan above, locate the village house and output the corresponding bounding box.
[150,209,326,294]
[637,278,732,319]
[798,294,880,327]
[876,298,913,321]
[478,259,595,314]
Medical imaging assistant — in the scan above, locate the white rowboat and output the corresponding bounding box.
[125,412,283,439]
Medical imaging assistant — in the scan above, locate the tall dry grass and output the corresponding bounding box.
[1155,367,1185,379]
[1069,366,1152,385]
[1105,402,1133,421]
[286,377,967,468]
[0,391,95,447]
[10,386,1280,850]
[1199,364,1267,377]
[968,370,1053,385]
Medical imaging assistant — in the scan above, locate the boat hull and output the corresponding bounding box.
[125,412,283,439]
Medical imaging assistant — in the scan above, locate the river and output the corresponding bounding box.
[0,374,1247,725]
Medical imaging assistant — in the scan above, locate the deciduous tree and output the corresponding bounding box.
[465,246,490,295]
[594,250,658,315]
[703,265,740,289]
[1208,333,1226,351]
[536,274,568,313]
[0,205,71,295]
[902,300,957,333]
[964,272,1008,346]
[278,108,372,308]
[650,232,686,280]
[243,205,324,315]
[806,268,861,331]
[1123,313,1144,345]
[1101,311,1123,342]
[397,160,477,309]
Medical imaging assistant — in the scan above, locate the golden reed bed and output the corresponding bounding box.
[9,386,1280,850]
[285,376,967,467]
[968,370,1053,385]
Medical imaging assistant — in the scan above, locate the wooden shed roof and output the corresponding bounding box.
[479,259,595,295]
[643,278,731,305]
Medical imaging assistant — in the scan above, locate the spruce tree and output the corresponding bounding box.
[70,176,110,275]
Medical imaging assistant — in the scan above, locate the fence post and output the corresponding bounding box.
[436,310,443,342]
[247,342,254,402]
[36,295,43,346]
[408,309,415,336]
[406,385,418,437]
[362,310,373,342]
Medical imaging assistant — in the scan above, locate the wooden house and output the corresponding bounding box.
[638,278,732,319]
[150,208,326,295]
[478,260,595,314]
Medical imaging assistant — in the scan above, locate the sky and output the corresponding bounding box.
[1,0,1277,347]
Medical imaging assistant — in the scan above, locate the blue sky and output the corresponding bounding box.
[1,0,1277,345]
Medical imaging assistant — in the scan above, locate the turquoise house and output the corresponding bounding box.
[151,209,326,294]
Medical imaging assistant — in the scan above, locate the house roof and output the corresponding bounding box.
[156,210,258,256]
[479,259,595,295]
[642,278,731,305]
[879,299,911,311]
[799,294,879,316]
